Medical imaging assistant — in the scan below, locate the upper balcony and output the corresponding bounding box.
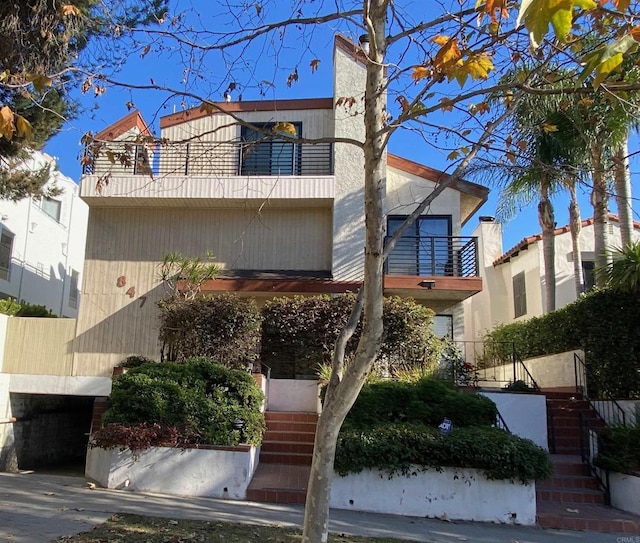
[384,235,481,308]
[80,140,335,208]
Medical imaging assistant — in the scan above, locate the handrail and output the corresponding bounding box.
[579,411,611,505]
[574,352,626,427]
[512,349,540,391]
[495,410,511,433]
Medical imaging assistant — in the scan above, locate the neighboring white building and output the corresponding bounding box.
[464,215,640,341]
[0,151,88,317]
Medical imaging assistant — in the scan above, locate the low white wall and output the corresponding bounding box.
[86,445,258,500]
[610,472,640,516]
[480,392,548,450]
[268,379,321,412]
[479,350,583,390]
[330,466,536,525]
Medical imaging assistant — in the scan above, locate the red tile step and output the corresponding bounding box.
[260,411,317,466]
[537,501,640,534]
[246,463,310,505]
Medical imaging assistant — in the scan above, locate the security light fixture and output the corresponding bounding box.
[419,280,436,289]
[358,34,370,54]
[232,418,245,430]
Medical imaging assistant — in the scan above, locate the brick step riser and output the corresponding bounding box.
[259,452,312,465]
[549,411,600,420]
[265,412,319,423]
[246,489,306,505]
[265,421,317,433]
[537,515,640,534]
[536,490,605,505]
[538,477,601,491]
[551,464,593,476]
[263,431,316,444]
[553,448,583,455]
[548,428,581,438]
[547,401,591,410]
[261,442,314,454]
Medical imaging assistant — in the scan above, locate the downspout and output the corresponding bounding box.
[17,198,33,302]
[58,184,75,317]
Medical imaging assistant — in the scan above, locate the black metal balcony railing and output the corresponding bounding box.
[82,140,334,177]
[384,235,479,278]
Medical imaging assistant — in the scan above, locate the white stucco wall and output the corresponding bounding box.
[331,46,368,282]
[480,392,548,450]
[86,445,259,499]
[8,375,112,396]
[464,219,640,341]
[330,466,536,525]
[268,379,321,413]
[0,151,88,317]
[610,472,640,516]
[0,314,8,373]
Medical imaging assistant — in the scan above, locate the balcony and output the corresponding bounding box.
[80,140,335,208]
[384,235,481,308]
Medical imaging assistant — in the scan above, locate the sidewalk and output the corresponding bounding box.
[0,472,630,543]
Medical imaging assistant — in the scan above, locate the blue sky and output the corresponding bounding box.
[42,1,639,255]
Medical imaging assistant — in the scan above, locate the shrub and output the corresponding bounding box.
[96,358,265,449]
[484,289,640,398]
[0,298,21,316]
[261,294,444,378]
[16,302,57,317]
[595,424,640,475]
[344,378,498,429]
[117,355,156,368]
[158,294,261,370]
[335,424,552,483]
[504,380,534,392]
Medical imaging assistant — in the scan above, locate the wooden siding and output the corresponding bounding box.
[73,206,332,375]
[3,318,76,375]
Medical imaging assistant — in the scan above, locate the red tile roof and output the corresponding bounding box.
[493,214,640,267]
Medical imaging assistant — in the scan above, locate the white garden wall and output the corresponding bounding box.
[268,379,321,412]
[330,466,536,525]
[86,445,258,499]
[610,472,640,516]
[480,392,548,450]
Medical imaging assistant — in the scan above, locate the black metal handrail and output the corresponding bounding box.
[83,140,334,177]
[574,352,626,427]
[579,411,612,505]
[495,410,511,433]
[448,341,539,391]
[384,236,479,278]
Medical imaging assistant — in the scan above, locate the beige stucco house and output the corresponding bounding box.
[464,215,640,341]
[73,34,489,376]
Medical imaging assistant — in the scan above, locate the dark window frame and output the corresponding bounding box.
[513,271,527,318]
[386,215,453,276]
[0,229,14,281]
[240,122,302,175]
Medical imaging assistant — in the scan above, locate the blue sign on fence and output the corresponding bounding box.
[438,417,453,435]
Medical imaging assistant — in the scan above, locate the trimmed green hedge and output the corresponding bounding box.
[158,294,261,370]
[97,358,265,448]
[261,294,444,378]
[335,424,552,483]
[344,378,498,429]
[485,289,640,398]
[596,424,640,474]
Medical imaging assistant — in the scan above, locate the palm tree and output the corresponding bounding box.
[493,84,586,312]
[602,241,640,293]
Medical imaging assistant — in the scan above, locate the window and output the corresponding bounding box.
[386,216,452,276]
[513,271,527,318]
[433,314,454,339]
[42,197,61,222]
[69,269,80,308]
[241,123,301,175]
[582,261,595,292]
[0,229,14,281]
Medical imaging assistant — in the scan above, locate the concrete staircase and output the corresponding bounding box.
[246,411,317,504]
[537,392,640,534]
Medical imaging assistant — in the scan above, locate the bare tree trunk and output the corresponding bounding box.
[568,180,584,296]
[613,140,633,248]
[302,3,387,541]
[590,142,610,287]
[538,179,556,313]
